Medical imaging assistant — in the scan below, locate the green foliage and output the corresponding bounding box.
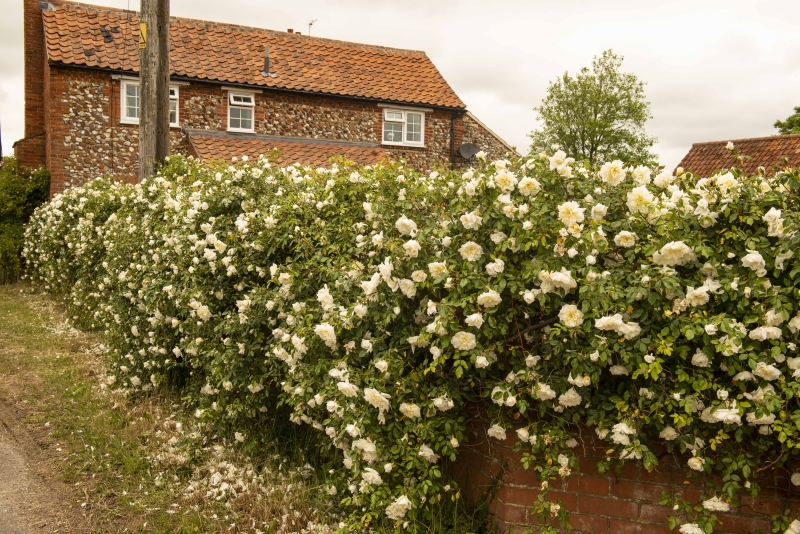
[22,151,800,532]
[774,106,800,135]
[0,157,49,283]
[529,49,657,167]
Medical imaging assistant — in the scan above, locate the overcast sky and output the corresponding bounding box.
[2,0,800,170]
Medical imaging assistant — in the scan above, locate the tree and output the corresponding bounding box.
[774,106,800,135]
[529,49,656,167]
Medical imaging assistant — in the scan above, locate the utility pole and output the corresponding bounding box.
[138,0,170,182]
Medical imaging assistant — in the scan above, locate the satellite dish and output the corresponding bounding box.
[459,143,480,160]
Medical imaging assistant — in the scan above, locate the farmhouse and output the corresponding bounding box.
[677,134,800,177]
[14,0,512,197]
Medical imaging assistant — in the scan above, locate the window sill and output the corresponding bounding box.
[381,142,426,149]
[227,128,256,134]
[119,120,181,129]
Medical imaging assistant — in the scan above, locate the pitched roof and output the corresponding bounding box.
[41,1,466,109]
[185,130,388,167]
[676,134,800,177]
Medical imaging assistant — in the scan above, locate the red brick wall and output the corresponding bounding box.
[452,417,799,534]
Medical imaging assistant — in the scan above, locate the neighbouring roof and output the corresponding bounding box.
[677,134,800,177]
[185,130,388,167]
[41,1,466,109]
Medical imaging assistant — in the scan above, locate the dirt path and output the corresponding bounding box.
[0,398,89,534]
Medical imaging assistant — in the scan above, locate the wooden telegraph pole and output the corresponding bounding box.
[138,0,170,182]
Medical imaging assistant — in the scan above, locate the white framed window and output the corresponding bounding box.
[382,109,425,147]
[228,92,255,133]
[119,80,179,127]
[121,80,140,124]
[169,86,179,126]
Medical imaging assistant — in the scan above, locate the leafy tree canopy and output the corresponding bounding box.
[774,106,800,135]
[529,49,656,167]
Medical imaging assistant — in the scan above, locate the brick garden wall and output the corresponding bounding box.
[451,417,799,534]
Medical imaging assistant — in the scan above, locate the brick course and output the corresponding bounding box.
[451,417,800,534]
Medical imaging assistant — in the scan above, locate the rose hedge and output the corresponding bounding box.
[22,150,800,533]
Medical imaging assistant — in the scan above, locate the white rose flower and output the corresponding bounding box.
[459,241,483,262]
[395,215,417,236]
[702,496,730,512]
[536,383,556,400]
[399,403,421,419]
[653,241,697,266]
[418,444,440,463]
[403,239,421,258]
[428,261,447,277]
[558,387,582,408]
[374,360,389,373]
[749,326,782,341]
[609,365,629,375]
[518,177,541,196]
[632,165,652,185]
[591,203,608,220]
[659,426,678,440]
[314,322,337,349]
[475,355,490,368]
[465,313,484,329]
[476,290,503,308]
[653,171,674,188]
[399,278,417,298]
[452,331,477,351]
[626,185,654,214]
[353,304,368,318]
[411,270,427,283]
[557,201,586,226]
[337,381,359,397]
[495,169,518,192]
[558,304,584,327]
[679,523,704,534]
[364,388,391,412]
[791,473,800,486]
[685,286,710,307]
[687,457,705,471]
[741,250,766,273]
[487,424,507,441]
[433,396,454,411]
[614,231,637,248]
[485,258,505,276]
[385,495,412,521]
[516,427,530,442]
[753,362,781,381]
[460,211,483,230]
[598,160,626,186]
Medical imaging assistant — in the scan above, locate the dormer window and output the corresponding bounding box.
[228,92,255,133]
[382,108,425,147]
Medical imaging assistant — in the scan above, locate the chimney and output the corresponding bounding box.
[15,0,48,168]
[287,28,293,33]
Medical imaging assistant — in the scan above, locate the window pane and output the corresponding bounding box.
[169,100,177,125]
[406,113,422,142]
[125,84,139,119]
[383,122,402,143]
[385,110,403,121]
[230,107,241,129]
[169,87,178,99]
[240,108,253,130]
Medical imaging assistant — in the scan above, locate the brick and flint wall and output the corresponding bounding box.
[452,417,799,534]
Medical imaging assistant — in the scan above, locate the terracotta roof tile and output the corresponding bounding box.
[41,1,466,108]
[677,134,800,177]
[185,130,388,168]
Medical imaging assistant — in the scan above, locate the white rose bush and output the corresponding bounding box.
[21,149,800,532]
